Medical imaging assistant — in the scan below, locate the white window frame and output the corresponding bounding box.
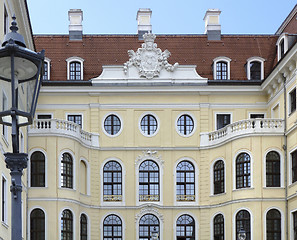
[59,208,75,240]
[101,212,125,240]
[263,148,283,188]
[100,157,126,206]
[79,158,90,195]
[289,147,297,185]
[80,212,91,240]
[136,211,163,240]
[28,148,48,188]
[102,112,123,137]
[58,150,76,190]
[233,208,253,240]
[138,112,160,137]
[28,206,48,240]
[43,57,51,80]
[210,212,225,240]
[276,33,289,61]
[173,157,199,206]
[175,112,197,137]
[214,112,232,130]
[66,56,84,80]
[249,112,266,119]
[210,158,226,196]
[1,174,7,225]
[288,87,296,115]
[263,207,284,240]
[213,56,231,80]
[290,208,297,240]
[233,150,253,190]
[246,57,265,80]
[66,113,83,129]
[173,213,198,240]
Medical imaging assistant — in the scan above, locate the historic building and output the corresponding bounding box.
[0,0,35,239]
[27,5,297,240]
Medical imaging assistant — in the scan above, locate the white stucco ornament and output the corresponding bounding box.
[124,33,179,79]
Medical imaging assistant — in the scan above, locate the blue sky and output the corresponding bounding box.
[28,0,296,35]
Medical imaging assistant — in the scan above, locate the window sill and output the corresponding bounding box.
[263,186,284,189]
[232,187,254,192]
[1,221,8,229]
[210,192,226,197]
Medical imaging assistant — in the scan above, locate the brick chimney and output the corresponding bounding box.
[68,9,83,40]
[203,9,221,40]
[136,8,152,40]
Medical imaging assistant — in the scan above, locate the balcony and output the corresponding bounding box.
[103,195,122,201]
[28,119,100,149]
[139,195,159,201]
[176,195,195,201]
[200,118,284,148]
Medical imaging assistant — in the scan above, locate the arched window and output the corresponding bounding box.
[236,153,251,189]
[266,151,280,187]
[61,153,73,189]
[103,161,122,201]
[103,214,122,240]
[80,160,87,194]
[213,160,224,194]
[69,61,81,80]
[213,214,224,240]
[139,160,159,201]
[30,151,45,187]
[61,209,73,240]
[266,209,281,240]
[139,214,159,240]
[176,214,195,240]
[216,61,228,80]
[30,208,45,240]
[140,114,158,136]
[80,214,88,240]
[236,210,251,240]
[176,161,195,201]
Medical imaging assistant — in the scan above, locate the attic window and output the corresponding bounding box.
[276,33,288,61]
[43,58,51,81]
[66,56,84,80]
[213,56,231,80]
[246,57,265,80]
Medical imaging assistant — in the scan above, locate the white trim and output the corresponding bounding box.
[289,147,297,185]
[1,174,8,225]
[79,158,90,195]
[28,206,47,240]
[102,112,123,137]
[271,102,280,118]
[135,156,163,206]
[175,112,197,137]
[28,148,48,187]
[173,157,199,206]
[263,148,284,188]
[66,112,83,129]
[80,212,91,240]
[136,212,163,240]
[233,208,253,240]
[246,56,265,80]
[138,112,160,137]
[44,57,51,80]
[263,207,284,240]
[59,208,76,240]
[213,56,231,80]
[210,158,226,196]
[173,212,198,240]
[290,208,297,240]
[276,33,289,61]
[66,56,84,80]
[288,87,296,116]
[100,157,126,206]
[101,212,125,240]
[210,212,225,240]
[248,112,266,119]
[58,150,76,190]
[36,113,53,119]
[214,112,233,130]
[233,150,253,190]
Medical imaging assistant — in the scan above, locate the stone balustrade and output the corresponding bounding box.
[28,119,100,149]
[200,118,284,147]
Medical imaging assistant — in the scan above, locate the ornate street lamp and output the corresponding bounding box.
[151,226,159,240]
[0,16,44,240]
[238,228,246,240]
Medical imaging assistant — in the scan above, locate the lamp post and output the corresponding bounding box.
[151,226,159,240]
[0,16,44,240]
[238,228,246,240]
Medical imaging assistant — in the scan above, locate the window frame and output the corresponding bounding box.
[1,174,7,224]
[43,57,51,81]
[265,150,281,188]
[30,151,46,188]
[215,112,232,130]
[234,209,252,240]
[276,33,288,61]
[176,160,195,202]
[139,112,160,137]
[265,208,282,240]
[66,113,83,128]
[102,113,123,137]
[235,152,251,189]
[291,209,297,240]
[176,113,196,137]
[213,213,224,240]
[66,56,84,81]
[213,56,231,80]
[246,57,265,80]
[103,161,122,202]
[233,151,253,190]
[139,214,159,240]
[59,151,75,190]
[103,214,123,240]
[60,209,74,240]
[290,148,297,185]
[80,213,88,240]
[288,88,296,115]
[30,208,46,240]
[176,214,195,240]
[213,160,225,195]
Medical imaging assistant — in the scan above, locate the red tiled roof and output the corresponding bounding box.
[34,34,278,81]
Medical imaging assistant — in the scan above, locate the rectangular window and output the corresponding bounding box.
[4,6,8,35]
[43,62,48,80]
[216,114,231,130]
[37,114,52,119]
[280,39,285,59]
[2,176,7,223]
[250,113,265,119]
[294,211,297,240]
[292,150,297,184]
[67,114,82,127]
[289,89,296,114]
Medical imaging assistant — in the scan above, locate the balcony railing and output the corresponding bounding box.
[29,119,100,149]
[200,118,284,147]
[139,195,159,201]
[176,195,195,201]
[103,195,122,201]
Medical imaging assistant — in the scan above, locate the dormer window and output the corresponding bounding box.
[276,33,288,61]
[66,56,84,80]
[43,58,51,81]
[246,57,265,80]
[213,57,231,80]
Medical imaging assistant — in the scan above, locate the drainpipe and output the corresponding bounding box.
[283,75,288,240]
